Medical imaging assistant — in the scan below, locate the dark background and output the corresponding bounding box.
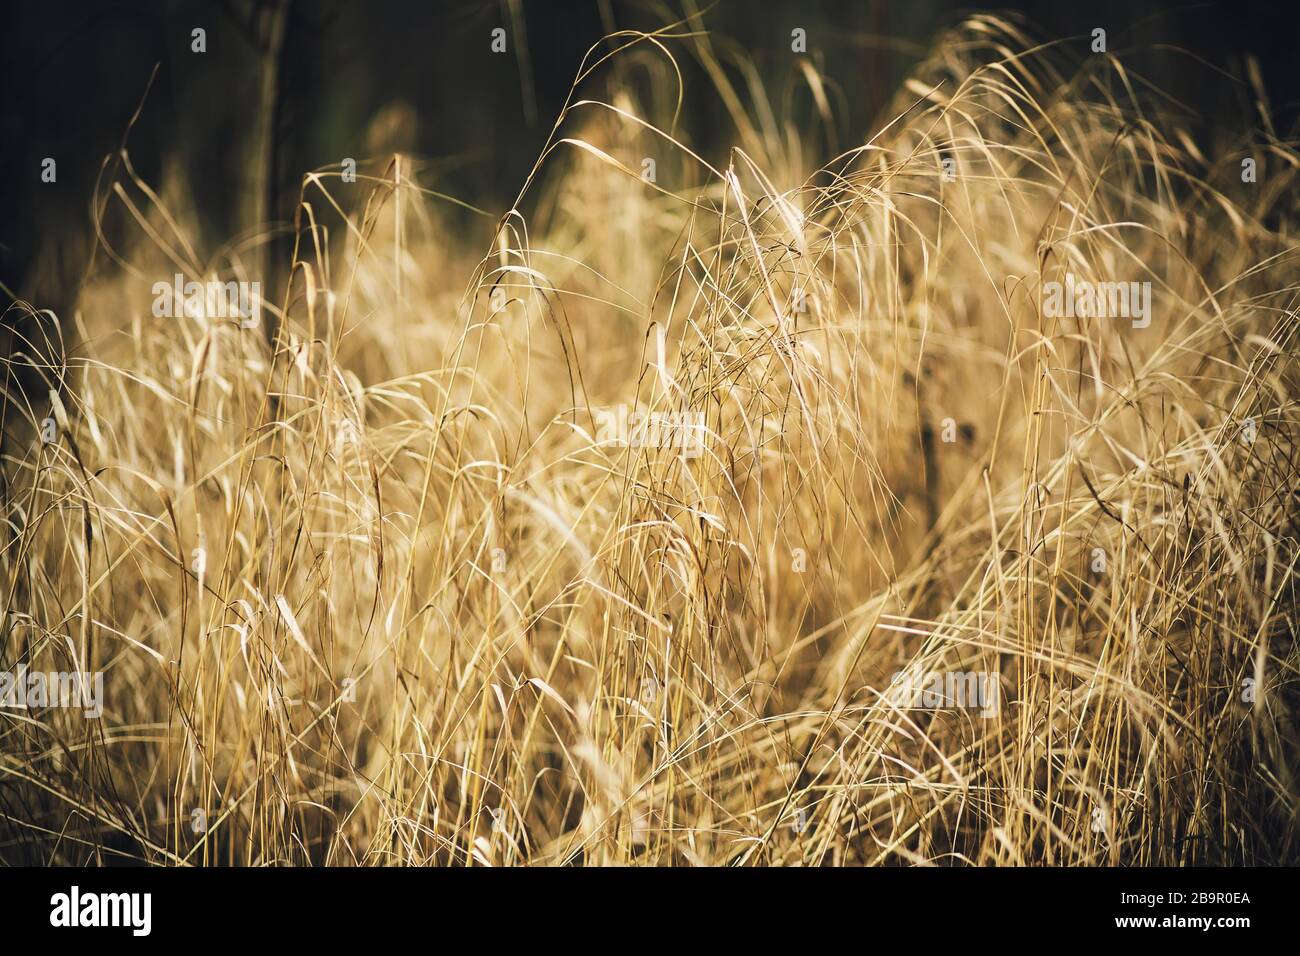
[3,0,1298,315]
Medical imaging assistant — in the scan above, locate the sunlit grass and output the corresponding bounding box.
[1,13,1296,866]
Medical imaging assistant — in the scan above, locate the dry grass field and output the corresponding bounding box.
[1,13,1297,866]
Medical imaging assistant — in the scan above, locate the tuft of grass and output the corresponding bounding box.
[2,14,1297,866]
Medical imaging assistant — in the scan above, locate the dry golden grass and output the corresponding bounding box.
[1,14,1297,865]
